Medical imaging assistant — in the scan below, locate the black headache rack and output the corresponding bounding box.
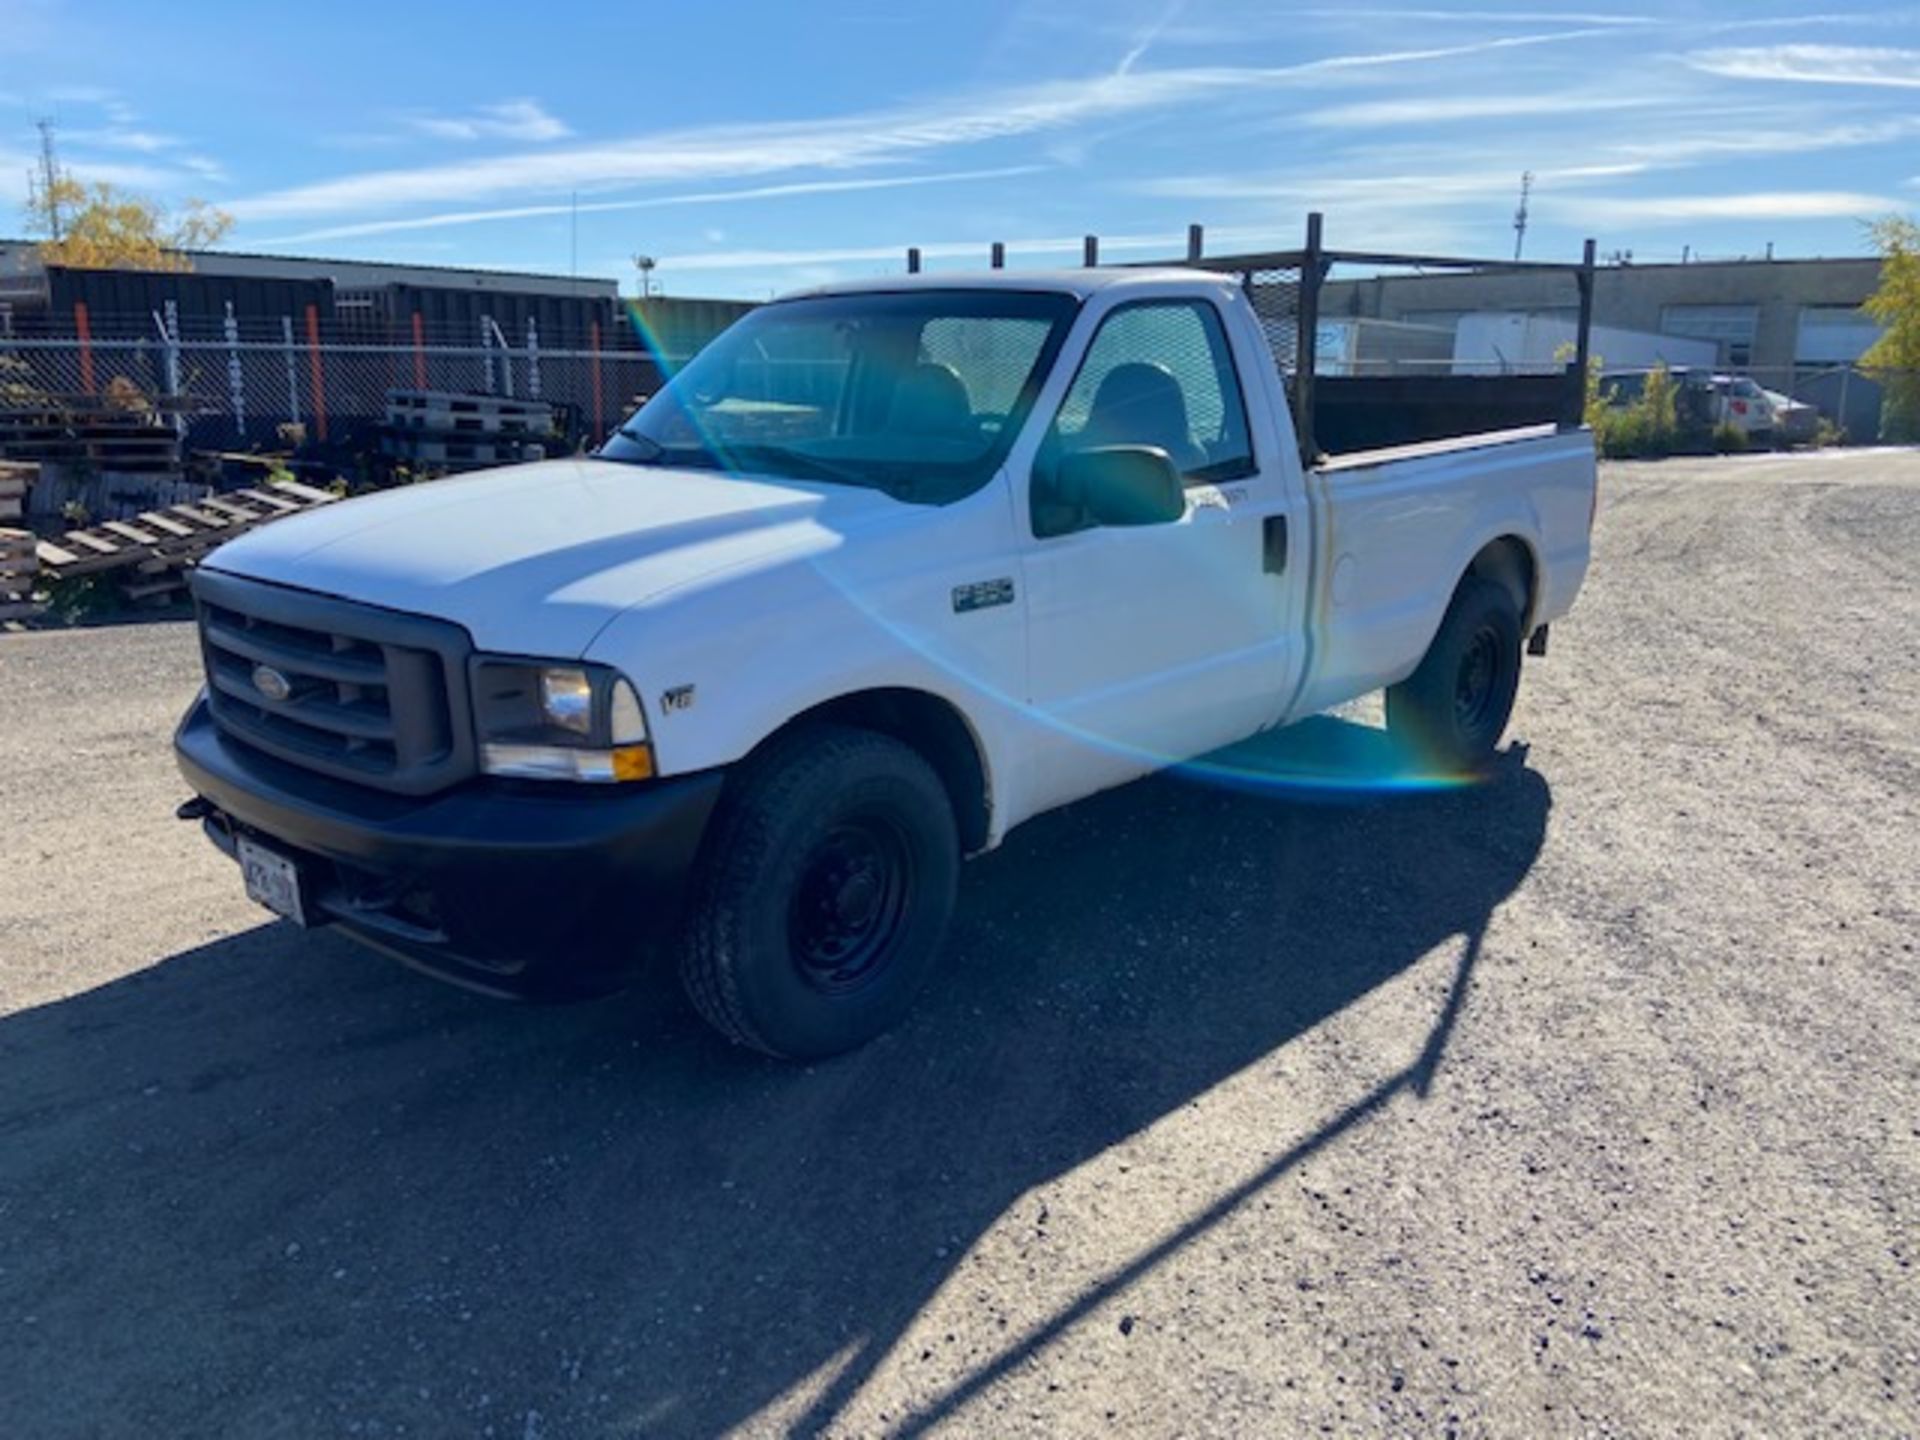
[895,213,1596,463]
[1167,213,1598,465]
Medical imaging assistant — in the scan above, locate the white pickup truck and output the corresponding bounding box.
[175,265,1595,1058]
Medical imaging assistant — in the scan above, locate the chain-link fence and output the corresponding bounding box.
[1677,363,1916,444]
[0,319,671,454]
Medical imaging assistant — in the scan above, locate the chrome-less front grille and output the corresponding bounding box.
[193,570,476,795]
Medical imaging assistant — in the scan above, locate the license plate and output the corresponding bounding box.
[238,835,307,926]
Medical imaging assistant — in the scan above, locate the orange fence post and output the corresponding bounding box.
[304,304,329,443]
[590,319,604,443]
[74,301,95,395]
[411,311,427,390]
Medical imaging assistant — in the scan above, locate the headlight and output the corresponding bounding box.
[538,668,594,736]
[470,659,654,783]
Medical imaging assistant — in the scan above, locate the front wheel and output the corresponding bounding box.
[1385,576,1523,774]
[678,725,959,1060]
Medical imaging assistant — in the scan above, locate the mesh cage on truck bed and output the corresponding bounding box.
[1174,214,1597,464]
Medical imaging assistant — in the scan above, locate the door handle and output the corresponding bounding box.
[1263,515,1289,574]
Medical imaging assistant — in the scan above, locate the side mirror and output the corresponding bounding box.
[1057,445,1186,528]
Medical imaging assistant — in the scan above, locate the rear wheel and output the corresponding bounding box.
[1385,576,1523,774]
[678,725,959,1059]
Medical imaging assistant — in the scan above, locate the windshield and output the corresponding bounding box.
[598,288,1079,501]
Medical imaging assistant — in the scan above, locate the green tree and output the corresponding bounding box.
[24,176,232,272]
[1862,216,1920,443]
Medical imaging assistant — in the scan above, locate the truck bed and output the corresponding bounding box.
[1287,424,1595,720]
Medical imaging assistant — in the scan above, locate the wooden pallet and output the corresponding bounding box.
[385,389,554,437]
[32,477,338,596]
[0,407,183,475]
[0,465,27,522]
[379,432,548,468]
[0,525,41,621]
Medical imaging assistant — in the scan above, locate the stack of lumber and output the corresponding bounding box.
[0,526,40,622]
[0,404,181,474]
[381,389,554,469]
[33,477,338,606]
[0,461,29,521]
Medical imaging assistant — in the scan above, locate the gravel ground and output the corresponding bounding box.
[1,450,1915,1439]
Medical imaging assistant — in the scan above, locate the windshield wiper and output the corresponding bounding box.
[607,426,665,459]
[603,430,728,471]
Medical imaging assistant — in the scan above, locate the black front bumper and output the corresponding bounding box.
[175,696,724,1000]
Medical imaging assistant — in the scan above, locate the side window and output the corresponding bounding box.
[1044,300,1255,486]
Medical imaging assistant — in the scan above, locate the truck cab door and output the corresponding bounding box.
[1017,294,1301,809]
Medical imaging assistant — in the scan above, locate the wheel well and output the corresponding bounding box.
[1463,537,1537,627]
[774,689,991,853]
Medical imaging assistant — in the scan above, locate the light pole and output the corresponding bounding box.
[633,254,658,300]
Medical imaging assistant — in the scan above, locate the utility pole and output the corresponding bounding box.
[1511,170,1533,262]
[30,118,65,241]
[632,253,657,299]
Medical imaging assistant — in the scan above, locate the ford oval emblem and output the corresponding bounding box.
[251,664,292,703]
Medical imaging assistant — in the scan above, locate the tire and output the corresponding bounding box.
[678,725,959,1060]
[1385,576,1523,774]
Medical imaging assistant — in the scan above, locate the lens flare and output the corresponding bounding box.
[622,298,677,377]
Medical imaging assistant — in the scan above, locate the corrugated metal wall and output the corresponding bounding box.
[43,268,336,341]
[23,269,756,361]
[379,283,621,350]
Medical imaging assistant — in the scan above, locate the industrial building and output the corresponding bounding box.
[1320,255,1884,376]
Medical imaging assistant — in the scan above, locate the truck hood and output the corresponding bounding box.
[204,457,894,656]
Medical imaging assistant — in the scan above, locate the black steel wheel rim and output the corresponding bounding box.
[1454,624,1503,737]
[788,814,914,994]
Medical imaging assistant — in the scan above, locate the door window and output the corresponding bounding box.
[1043,300,1255,489]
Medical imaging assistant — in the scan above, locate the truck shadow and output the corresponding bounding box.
[2,718,1549,1439]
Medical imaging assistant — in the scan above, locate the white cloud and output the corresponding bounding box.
[1609,114,1920,165]
[253,166,1048,245]
[1114,0,1188,76]
[45,84,114,104]
[64,126,180,153]
[1562,190,1904,224]
[1306,92,1651,127]
[224,26,1621,223]
[178,153,228,182]
[1685,45,1920,89]
[1299,8,1655,23]
[58,157,198,190]
[1140,160,1639,206]
[409,99,571,143]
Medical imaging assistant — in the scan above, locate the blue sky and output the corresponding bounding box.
[3,0,1917,297]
